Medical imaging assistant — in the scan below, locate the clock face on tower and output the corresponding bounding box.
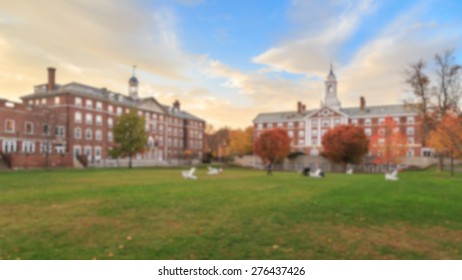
[328,85,333,94]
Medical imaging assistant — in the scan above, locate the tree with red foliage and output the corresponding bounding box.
[321,125,369,170]
[369,116,407,168]
[428,113,462,176]
[253,128,291,168]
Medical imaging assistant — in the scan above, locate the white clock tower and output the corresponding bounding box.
[324,64,341,110]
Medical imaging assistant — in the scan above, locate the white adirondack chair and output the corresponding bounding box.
[385,170,398,181]
[310,168,323,178]
[182,167,197,180]
[207,166,223,175]
[346,168,353,175]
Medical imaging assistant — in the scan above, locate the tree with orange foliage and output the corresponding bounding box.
[428,113,462,176]
[229,126,254,157]
[253,128,291,169]
[321,125,369,170]
[369,116,407,169]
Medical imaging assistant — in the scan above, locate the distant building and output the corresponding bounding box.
[0,67,205,169]
[253,65,432,158]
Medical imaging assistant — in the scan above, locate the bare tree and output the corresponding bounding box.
[405,49,462,172]
[433,49,462,117]
[405,59,433,146]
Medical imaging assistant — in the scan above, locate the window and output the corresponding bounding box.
[86,113,92,125]
[351,119,358,126]
[408,137,414,144]
[288,131,294,138]
[22,141,35,153]
[108,105,113,113]
[74,127,82,139]
[364,128,372,136]
[25,122,34,134]
[299,131,305,137]
[95,115,102,126]
[322,120,330,127]
[365,119,371,126]
[86,99,93,109]
[288,122,294,128]
[298,139,305,145]
[378,118,385,125]
[5,119,15,132]
[85,128,92,140]
[407,127,414,135]
[55,144,65,154]
[407,117,415,124]
[40,143,51,153]
[75,97,82,107]
[393,117,400,124]
[75,111,82,123]
[312,130,318,136]
[41,98,46,105]
[267,123,273,129]
[54,96,60,105]
[257,123,263,129]
[95,130,102,141]
[96,101,102,110]
[42,124,50,135]
[117,107,122,115]
[85,146,92,158]
[108,118,113,128]
[299,122,304,128]
[108,132,113,142]
[55,126,65,137]
[94,147,102,160]
[2,140,17,153]
[378,128,385,136]
[334,118,341,125]
[321,129,327,136]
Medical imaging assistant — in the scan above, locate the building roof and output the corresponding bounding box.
[341,104,417,117]
[253,104,418,123]
[253,110,314,123]
[21,82,205,123]
[162,105,205,122]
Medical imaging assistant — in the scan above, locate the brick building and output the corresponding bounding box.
[253,66,432,159]
[0,68,205,169]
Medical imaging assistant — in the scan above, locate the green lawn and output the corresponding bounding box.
[0,167,461,260]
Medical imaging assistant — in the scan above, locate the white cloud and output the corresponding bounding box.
[253,0,375,75]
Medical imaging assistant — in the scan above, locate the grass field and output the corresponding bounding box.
[0,167,461,260]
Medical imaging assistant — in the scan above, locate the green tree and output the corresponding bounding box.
[113,110,147,168]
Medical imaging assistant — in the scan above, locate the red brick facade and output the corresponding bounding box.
[0,68,205,169]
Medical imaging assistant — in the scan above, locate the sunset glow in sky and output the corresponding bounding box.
[1,0,461,128]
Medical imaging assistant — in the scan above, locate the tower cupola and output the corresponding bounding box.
[129,65,139,99]
[324,64,341,110]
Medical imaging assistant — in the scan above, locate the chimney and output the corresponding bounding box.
[302,104,306,112]
[47,67,56,91]
[360,96,366,111]
[173,100,180,111]
[297,101,302,113]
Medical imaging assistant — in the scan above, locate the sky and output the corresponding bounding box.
[1,0,462,129]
